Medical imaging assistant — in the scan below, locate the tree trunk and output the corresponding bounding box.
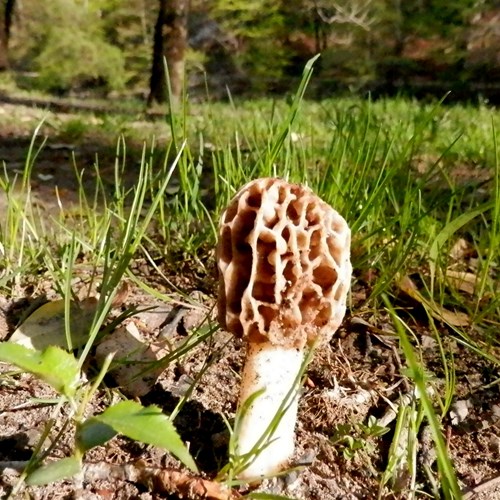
[0,31,7,70]
[0,0,15,70]
[148,0,188,107]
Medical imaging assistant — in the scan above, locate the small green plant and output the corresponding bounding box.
[331,416,389,461]
[0,342,197,490]
[0,120,46,288]
[384,296,462,500]
[0,122,198,493]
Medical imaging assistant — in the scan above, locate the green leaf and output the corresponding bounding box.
[0,343,80,397]
[94,400,198,472]
[76,418,117,452]
[26,456,81,485]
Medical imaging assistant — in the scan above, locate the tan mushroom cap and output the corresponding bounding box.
[217,177,351,350]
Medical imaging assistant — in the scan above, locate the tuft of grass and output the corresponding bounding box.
[383,296,462,499]
[0,54,499,498]
[0,134,202,493]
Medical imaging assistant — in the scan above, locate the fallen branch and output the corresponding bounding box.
[0,461,240,500]
[85,461,240,500]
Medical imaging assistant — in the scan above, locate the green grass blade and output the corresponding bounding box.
[383,295,461,499]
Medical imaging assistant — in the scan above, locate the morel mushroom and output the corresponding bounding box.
[217,177,352,480]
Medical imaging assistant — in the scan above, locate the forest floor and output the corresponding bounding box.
[1,99,500,500]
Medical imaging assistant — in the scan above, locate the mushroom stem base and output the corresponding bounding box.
[235,343,303,481]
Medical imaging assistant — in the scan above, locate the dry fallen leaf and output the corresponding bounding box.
[95,321,167,397]
[9,298,98,350]
[398,275,421,300]
[398,275,470,327]
[111,281,130,308]
[152,469,238,500]
[446,269,477,295]
[449,237,471,261]
[433,307,470,327]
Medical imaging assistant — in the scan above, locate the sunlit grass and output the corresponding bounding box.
[0,57,499,498]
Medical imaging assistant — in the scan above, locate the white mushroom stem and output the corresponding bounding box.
[235,342,303,481]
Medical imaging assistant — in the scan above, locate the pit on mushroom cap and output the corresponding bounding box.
[217,177,351,480]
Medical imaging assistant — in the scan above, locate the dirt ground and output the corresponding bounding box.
[1,102,500,499]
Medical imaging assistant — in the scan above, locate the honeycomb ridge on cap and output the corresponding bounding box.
[217,177,351,350]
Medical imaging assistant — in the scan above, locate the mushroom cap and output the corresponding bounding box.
[217,177,351,350]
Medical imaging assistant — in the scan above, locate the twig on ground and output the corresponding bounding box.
[0,461,240,500]
[85,461,241,500]
[462,474,500,500]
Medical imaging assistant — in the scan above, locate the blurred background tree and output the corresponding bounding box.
[8,0,127,93]
[148,0,189,106]
[0,0,15,70]
[2,0,499,102]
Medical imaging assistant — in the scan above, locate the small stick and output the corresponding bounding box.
[462,474,500,500]
[0,461,240,500]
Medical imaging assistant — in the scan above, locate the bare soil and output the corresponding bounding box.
[1,102,500,500]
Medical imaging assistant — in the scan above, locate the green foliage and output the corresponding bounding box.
[90,401,198,472]
[214,0,285,39]
[399,0,480,38]
[97,0,154,88]
[0,342,197,485]
[11,0,126,93]
[384,297,462,500]
[0,130,200,491]
[5,0,499,96]
[76,419,117,452]
[0,344,80,398]
[26,457,82,486]
[331,416,389,460]
[36,26,125,92]
[212,0,290,88]
[0,340,197,460]
[429,200,495,294]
